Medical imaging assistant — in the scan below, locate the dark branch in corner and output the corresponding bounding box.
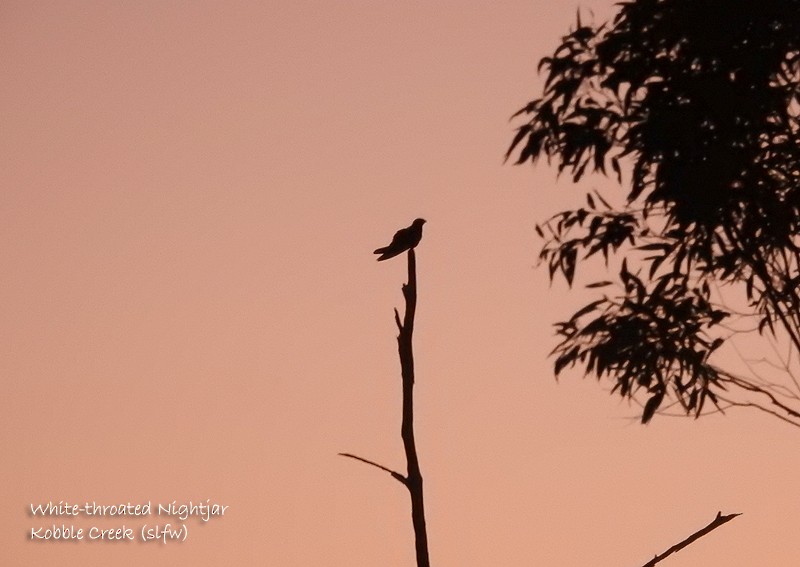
[639,511,741,567]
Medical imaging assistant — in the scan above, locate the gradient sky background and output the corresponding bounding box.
[3,1,800,565]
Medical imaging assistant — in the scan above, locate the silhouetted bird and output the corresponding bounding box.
[374,218,426,261]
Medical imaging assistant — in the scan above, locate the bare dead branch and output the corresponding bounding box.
[398,249,431,567]
[342,244,430,567]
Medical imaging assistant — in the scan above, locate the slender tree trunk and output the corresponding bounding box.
[397,249,430,567]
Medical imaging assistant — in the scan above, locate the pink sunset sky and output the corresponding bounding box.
[2,1,799,565]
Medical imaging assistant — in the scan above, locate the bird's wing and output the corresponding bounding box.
[375,227,407,251]
[390,226,411,244]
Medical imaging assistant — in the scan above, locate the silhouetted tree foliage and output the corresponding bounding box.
[509,1,800,425]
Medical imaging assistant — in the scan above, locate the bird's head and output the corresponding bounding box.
[412,218,427,226]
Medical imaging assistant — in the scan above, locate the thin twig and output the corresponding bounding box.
[713,397,800,429]
[718,371,800,420]
[338,453,407,485]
